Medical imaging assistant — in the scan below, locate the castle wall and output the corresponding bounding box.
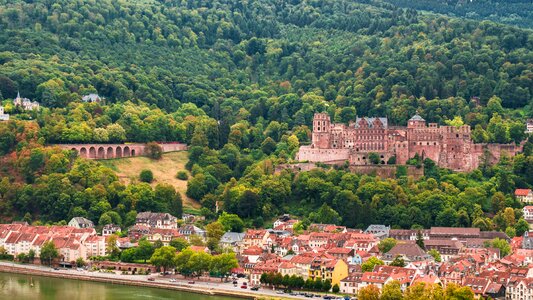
[54,142,187,160]
[297,146,350,162]
[349,165,424,179]
[276,163,424,179]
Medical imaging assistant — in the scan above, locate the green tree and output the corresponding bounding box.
[169,238,189,252]
[218,212,244,232]
[309,203,341,225]
[486,238,511,257]
[362,256,384,272]
[445,116,464,127]
[322,279,332,292]
[381,280,403,300]
[368,152,380,164]
[76,257,86,268]
[416,230,425,250]
[107,124,127,143]
[378,238,397,254]
[188,251,212,278]
[515,218,530,236]
[106,234,121,259]
[209,253,238,280]
[389,255,406,267]
[261,137,277,155]
[136,238,154,263]
[428,249,442,262]
[150,246,177,273]
[40,241,59,266]
[120,248,137,263]
[358,285,380,300]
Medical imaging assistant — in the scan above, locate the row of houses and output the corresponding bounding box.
[0,223,105,263]
[219,214,533,298]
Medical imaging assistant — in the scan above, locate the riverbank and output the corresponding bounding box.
[0,262,257,299]
[0,262,296,300]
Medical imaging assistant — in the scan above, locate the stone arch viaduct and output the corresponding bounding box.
[55,143,187,160]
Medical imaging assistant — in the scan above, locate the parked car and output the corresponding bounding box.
[188,281,195,284]
[169,279,177,282]
[251,286,260,291]
[53,267,60,270]
[147,277,155,281]
[276,291,284,294]
[240,285,247,289]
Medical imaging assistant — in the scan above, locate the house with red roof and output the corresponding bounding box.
[516,189,533,203]
[242,229,270,250]
[340,273,363,295]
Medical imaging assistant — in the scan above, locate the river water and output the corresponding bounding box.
[0,272,235,300]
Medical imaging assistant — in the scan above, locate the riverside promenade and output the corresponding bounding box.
[0,261,306,300]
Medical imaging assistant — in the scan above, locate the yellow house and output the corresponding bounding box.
[309,258,349,287]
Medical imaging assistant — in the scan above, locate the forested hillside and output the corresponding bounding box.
[385,0,533,29]
[0,0,532,230]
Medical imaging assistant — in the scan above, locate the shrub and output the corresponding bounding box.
[140,169,154,183]
[176,170,188,180]
[145,142,163,160]
[368,152,380,164]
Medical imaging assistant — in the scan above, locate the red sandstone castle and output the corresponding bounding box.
[297,113,522,172]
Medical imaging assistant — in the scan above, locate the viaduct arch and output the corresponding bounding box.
[56,143,187,160]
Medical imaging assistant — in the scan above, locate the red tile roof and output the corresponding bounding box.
[515,189,532,196]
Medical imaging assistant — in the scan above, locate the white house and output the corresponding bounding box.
[68,217,95,229]
[0,106,9,121]
[524,206,533,222]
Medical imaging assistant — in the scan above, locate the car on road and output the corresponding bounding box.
[53,267,60,270]
[147,277,155,281]
[250,286,260,291]
[188,281,195,284]
[276,291,284,294]
[240,285,247,289]
[169,279,177,282]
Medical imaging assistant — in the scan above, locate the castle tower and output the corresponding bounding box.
[407,114,426,128]
[312,113,331,149]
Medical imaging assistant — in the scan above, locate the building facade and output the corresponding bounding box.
[297,113,523,172]
[0,106,9,121]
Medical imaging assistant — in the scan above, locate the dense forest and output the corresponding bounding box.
[385,0,533,29]
[0,0,532,231]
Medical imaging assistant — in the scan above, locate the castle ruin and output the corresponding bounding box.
[297,113,523,172]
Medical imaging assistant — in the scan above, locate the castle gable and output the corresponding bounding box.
[354,117,388,129]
